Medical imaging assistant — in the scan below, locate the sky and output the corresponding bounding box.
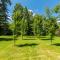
[8,0,60,16]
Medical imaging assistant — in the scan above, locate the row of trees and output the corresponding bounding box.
[12,3,59,42]
[0,0,60,42]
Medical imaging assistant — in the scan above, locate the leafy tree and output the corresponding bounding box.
[41,16,48,36]
[12,3,23,35]
[12,3,23,45]
[33,14,43,36]
[12,3,59,45]
[45,7,59,44]
[49,17,59,44]
[23,7,33,36]
[12,3,33,42]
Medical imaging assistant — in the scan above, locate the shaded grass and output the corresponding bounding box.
[0,36,13,41]
[0,38,13,41]
[41,38,51,40]
[16,43,38,47]
[52,43,60,46]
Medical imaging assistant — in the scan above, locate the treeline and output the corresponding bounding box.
[0,1,60,39]
[12,3,59,39]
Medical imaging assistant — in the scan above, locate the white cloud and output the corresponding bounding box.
[33,13,36,16]
[8,16,12,20]
[28,9,36,16]
[28,9,33,12]
[7,16,13,23]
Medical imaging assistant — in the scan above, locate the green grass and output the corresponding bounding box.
[0,36,60,60]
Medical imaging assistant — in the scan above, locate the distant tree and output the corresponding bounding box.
[22,7,33,36]
[33,14,43,36]
[49,17,59,44]
[41,16,48,36]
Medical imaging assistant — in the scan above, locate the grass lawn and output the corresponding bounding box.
[0,36,60,60]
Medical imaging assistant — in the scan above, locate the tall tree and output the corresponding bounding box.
[0,0,11,35]
[12,3,23,39]
[23,7,33,35]
[45,7,59,44]
[0,0,11,22]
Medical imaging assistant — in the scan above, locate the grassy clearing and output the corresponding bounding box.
[0,36,60,60]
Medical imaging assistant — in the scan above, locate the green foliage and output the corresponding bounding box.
[54,4,60,13]
[12,3,59,43]
[45,7,59,44]
[0,0,11,35]
[12,3,23,35]
[22,7,33,35]
[45,7,52,19]
[12,3,33,36]
[33,14,43,36]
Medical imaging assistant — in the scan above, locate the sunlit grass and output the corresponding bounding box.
[0,36,60,60]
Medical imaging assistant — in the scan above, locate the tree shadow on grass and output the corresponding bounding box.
[16,43,38,47]
[0,38,13,41]
[39,36,46,38]
[41,38,54,40]
[52,43,60,46]
[23,38,36,40]
[41,38,51,40]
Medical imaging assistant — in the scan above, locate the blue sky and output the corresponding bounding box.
[8,0,60,16]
